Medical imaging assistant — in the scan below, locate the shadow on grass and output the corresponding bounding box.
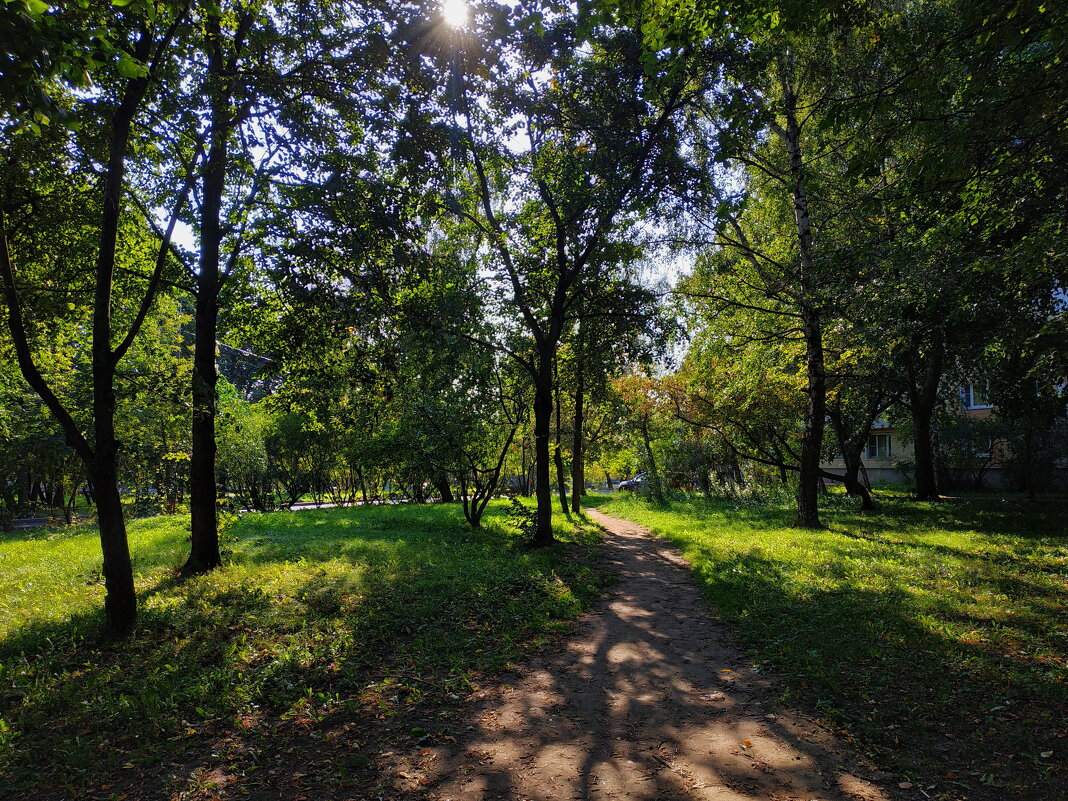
[589,493,1067,799]
[0,501,605,797]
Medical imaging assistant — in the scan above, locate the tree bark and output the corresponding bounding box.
[553,360,568,514]
[433,475,453,502]
[841,451,876,510]
[828,406,879,511]
[779,49,825,529]
[532,345,556,546]
[908,336,944,502]
[90,459,136,634]
[640,419,665,503]
[570,329,586,513]
[796,306,826,527]
[186,287,221,572]
[184,47,228,574]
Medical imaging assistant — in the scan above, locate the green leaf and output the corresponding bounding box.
[116,53,149,79]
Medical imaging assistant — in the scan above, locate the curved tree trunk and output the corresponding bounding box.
[841,454,876,510]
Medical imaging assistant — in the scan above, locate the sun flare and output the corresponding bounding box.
[442,0,469,28]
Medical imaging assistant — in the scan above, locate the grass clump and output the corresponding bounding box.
[0,500,603,796]
[589,491,1067,800]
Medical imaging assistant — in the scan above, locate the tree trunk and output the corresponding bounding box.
[553,443,568,513]
[909,338,944,502]
[841,452,876,510]
[912,406,939,501]
[184,35,230,575]
[186,291,221,572]
[184,137,227,573]
[796,306,826,528]
[433,475,453,502]
[640,420,665,503]
[532,345,556,546]
[828,407,878,511]
[89,458,136,635]
[780,51,825,529]
[553,365,568,514]
[570,337,585,513]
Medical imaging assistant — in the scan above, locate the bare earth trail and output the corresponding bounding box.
[390,509,897,801]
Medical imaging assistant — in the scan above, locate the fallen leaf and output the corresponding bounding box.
[1040,751,1054,758]
[898,781,913,789]
[741,739,752,748]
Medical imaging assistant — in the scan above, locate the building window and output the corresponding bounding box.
[866,433,891,459]
[960,382,991,409]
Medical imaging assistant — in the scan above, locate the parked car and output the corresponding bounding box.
[618,473,647,491]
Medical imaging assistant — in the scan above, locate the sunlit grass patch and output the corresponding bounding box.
[593,491,1067,799]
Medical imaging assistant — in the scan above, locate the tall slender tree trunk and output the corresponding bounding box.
[797,306,826,527]
[553,360,568,514]
[184,59,228,574]
[186,287,221,572]
[908,336,944,502]
[532,345,556,546]
[570,330,586,513]
[640,420,665,503]
[781,49,825,529]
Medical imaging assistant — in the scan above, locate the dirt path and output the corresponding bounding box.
[386,509,897,801]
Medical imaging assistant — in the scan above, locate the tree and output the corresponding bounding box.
[1,2,194,634]
[426,2,704,543]
[169,0,398,572]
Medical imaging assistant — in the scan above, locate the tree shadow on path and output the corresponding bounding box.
[383,509,894,801]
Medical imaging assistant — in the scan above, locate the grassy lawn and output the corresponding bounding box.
[0,500,603,797]
[588,491,1067,800]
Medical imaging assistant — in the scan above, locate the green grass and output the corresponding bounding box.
[588,491,1068,800]
[0,500,603,796]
